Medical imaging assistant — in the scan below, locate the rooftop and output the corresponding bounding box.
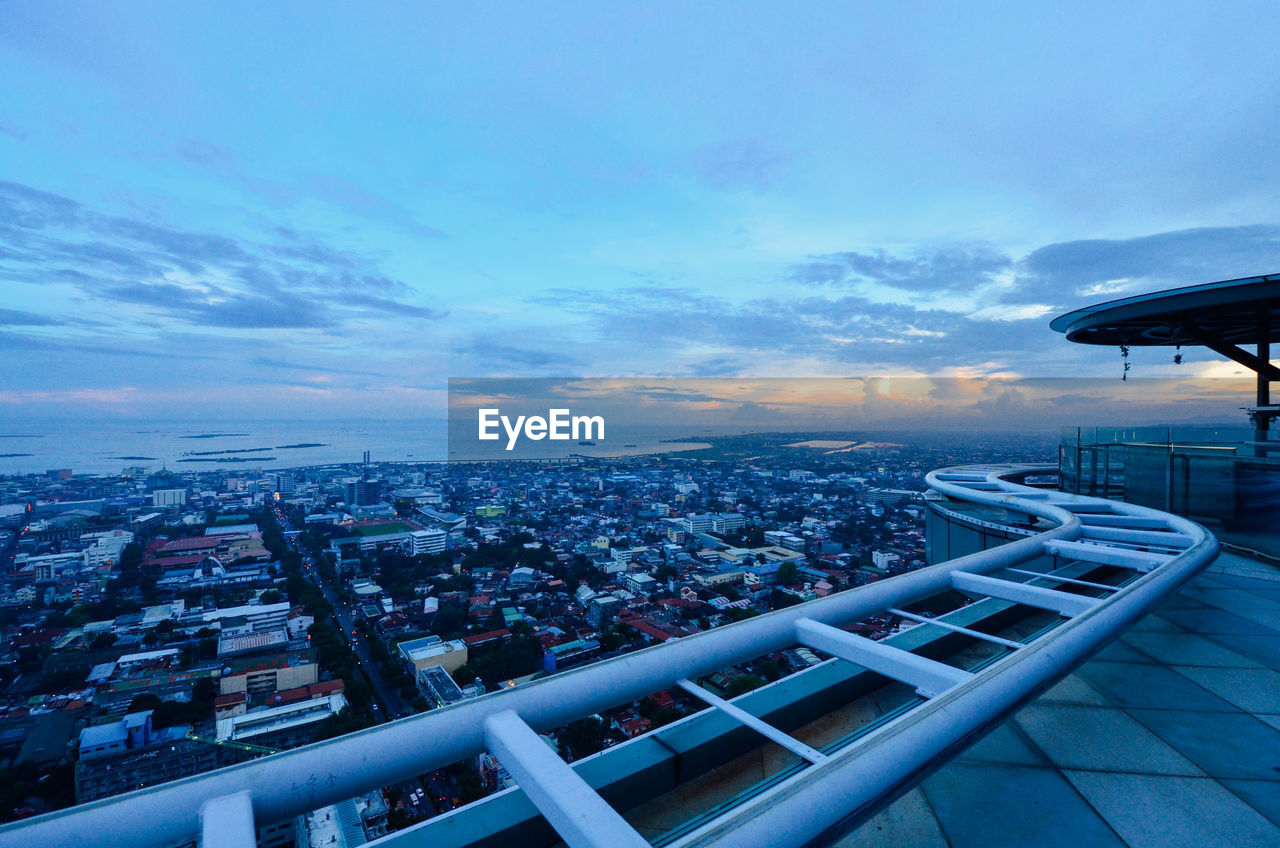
[844,550,1280,847]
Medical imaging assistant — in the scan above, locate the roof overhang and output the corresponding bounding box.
[1050,273,1280,347]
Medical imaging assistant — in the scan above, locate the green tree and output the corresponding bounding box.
[558,716,610,761]
[725,674,766,698]
[775,561,800,585]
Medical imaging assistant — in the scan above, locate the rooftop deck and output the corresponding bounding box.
[845,550,1280,848]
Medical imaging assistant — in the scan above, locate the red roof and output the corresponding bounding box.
[10,628,64,648]
[267,679,344,706]
[150,553,209,567]
[157,537,222,554]
[616,716,652,738]
[648,690,676,709]
[627,620,676,642]
[463,628,511,646]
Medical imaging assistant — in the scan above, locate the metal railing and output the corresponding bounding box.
[0,465,1219,848]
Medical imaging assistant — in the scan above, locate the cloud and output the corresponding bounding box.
[0,308,61,326]
[527,283,1055,372]
[691,139,788,192]
[345,293,447,320]
[519,222,1280,380]
[462,340,580,369]
[0,179,443,332]
[104,281,332,329]
[837,243,1012,294]
[1010,225,1280,305]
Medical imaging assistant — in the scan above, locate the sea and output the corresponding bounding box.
[0,418,722,476]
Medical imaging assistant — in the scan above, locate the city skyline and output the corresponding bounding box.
[3,3,1280,420]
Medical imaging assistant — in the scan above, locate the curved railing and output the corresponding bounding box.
[0,466,1218,848]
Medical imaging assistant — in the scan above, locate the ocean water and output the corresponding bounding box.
[0,418,727,476]
[0,418,449,476]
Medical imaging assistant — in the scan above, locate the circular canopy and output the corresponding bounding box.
[1050,273,1280,346]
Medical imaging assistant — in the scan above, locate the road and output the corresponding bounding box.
[271,506,412,720]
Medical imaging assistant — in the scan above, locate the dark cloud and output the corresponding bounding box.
[791,261,847,285]
[0,308,61,326]
[1010,225,1280,305]
[0,179,442,331]
[103,282,331,329]
[249,356,385,378]
[795,243,1012,294]
[344,293,447,320]
[846,243,1011,293]
[691,139,788,192]
[463,341,579,369]
[522,223,1280,376]
[528,284,1054,371]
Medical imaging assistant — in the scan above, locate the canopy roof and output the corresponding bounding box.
[1050,273,1280,347]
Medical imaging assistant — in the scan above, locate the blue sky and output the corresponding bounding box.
[2,2,1279,420]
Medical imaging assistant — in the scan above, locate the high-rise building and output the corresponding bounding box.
[345,478,382,507]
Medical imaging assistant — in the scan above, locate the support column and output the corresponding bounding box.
[1258,310,1271,455]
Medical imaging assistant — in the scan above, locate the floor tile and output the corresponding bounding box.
[1014,703,1201,775]
[1075,662,1241,712]
[1037,674,1113,706]
[1121,630,1261,668]
[1064,771,1280,848]
[1172,666,1280,713]
[1127,709,1280,780]
[921,762,1125,848]
[833,787,947,848]
[957,722,1047,767]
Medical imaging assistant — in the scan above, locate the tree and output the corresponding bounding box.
[725,675,766,698]
[776,561,800,586]
[558,716,611,761]
[90,632,118,650]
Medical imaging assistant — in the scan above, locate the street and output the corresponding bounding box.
[272,506,412,720]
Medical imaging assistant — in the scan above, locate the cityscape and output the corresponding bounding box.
[0,430,1054,837]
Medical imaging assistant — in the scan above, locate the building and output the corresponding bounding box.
[586,595,622,627]
[417,665,466,709]
[397,635,468,676]
[219,652,319,699]
[408,528,446,555]
[274,472,296,495]
[624,572,659,596]
[870,551,901,570]
[345,478,383,508]
[76,711,217,803]
[151,489,188,508]
[215,692,347,751]
[712,514,746,533]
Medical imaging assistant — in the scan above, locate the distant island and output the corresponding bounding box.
[118,455,157,460]
[181,443,326,457]
[176,456,275,464]
[179,433,250,439]
[0,453,32,458]
[182,447,274,456]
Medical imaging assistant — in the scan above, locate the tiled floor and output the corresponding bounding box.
[842,552,1280,848]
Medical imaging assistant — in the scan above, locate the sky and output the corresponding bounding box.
[2,2,1280,423]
